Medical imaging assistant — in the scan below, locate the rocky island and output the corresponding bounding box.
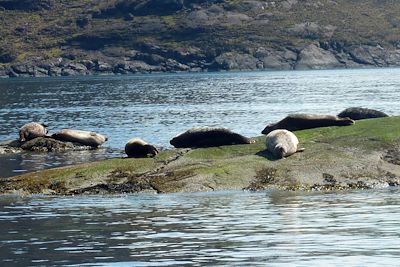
[1,116,400,195]
[2,0,400,77]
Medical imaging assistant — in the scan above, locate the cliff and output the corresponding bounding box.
[1,0,400,77]
[1,116,400,195]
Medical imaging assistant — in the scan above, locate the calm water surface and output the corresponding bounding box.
[1,68,400,176]
[1,69,400,266]
[1,189,400,266]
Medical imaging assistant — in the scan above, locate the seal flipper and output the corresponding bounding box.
[296,147,305,152]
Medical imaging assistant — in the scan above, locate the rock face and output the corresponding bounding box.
[3,1,400,77]
[295,44,342,70]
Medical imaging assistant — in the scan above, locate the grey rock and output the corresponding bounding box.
[213,52,259,70]
[80,60,96,70]
[67,63,88,73]
[0,68,8,78]
[295,44,343,70]
[288,22,336,39]
[61,68,79,76]
[49,66,62,76]
[255,48,297,70]
[96,61,112,72]
[128,60,163,72]
[348,45,387,66]
[0,140,22,154]
[164,59,190,71]
[20,137,95,152]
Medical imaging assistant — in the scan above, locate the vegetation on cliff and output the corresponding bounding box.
[1,116,400,195]
[1,0,400,77]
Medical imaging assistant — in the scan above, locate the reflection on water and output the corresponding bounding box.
[1,68,400,176]
[0,148,124,177]
[0,189,399,266]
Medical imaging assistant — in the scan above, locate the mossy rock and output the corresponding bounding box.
[2,116,400,195]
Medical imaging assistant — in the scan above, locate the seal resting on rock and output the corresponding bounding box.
[19,122,48,142]
[170,127,254,148]
[125,138,159,158]
[261,114,354,135]
[337,107,388,120]
[52,129,108,147]
[266,129,304,159]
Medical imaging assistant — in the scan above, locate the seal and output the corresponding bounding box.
[52,129,108,147]
[266,129,304,159]
[337,107,388,120]
[261,114,354,135]
[125,138,159,158]
[19,122,48,142]
[170,127,254,148]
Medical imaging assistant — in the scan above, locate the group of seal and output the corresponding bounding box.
[262,107,388,158]
[18,123,108,148]
[17,107,388,159]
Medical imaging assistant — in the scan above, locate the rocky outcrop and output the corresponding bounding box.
[295,44,342,70]
[1,116,400,195]
[0,137,95,155]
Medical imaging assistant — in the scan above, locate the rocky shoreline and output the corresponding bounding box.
[1,116,400,195]
[0,137,96,154]
[1,43,400,78]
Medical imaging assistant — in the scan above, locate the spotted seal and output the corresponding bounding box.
[52,129,108,147]
[337,107,388,120]
[125,138,159,158]
[19,122,48,142]
[170,127,254,148]
[261,114,354,135]
[266,129,304,159]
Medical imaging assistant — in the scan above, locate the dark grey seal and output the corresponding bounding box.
[262,114,354,135]
[170,127,254,148]
[125,138,159,158]
[337,107,388,120]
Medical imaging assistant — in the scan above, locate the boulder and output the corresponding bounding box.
[20,137,95,152]
[213,52,259,70]
[295,44,343,70]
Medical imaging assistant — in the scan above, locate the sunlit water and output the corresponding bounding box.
[1,69,400,266]
[1,189,400,266]
[1,68,400,176]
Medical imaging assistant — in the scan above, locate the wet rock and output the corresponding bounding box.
[0,140,22,154]
[20,137,95,152]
